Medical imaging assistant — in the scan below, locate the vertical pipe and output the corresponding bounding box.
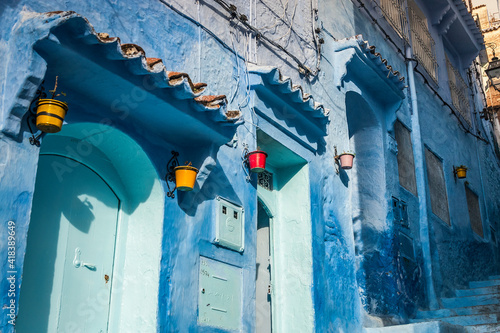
[406,46,439,310]
[468,69,491,229]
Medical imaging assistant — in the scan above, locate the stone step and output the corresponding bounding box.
[364,321,466,332]
[465,323,500,332]
[442,294,500,309]
[456,286,500,297]
[416,304,500,319]
[412,313,500,327]
[488,275,500,280]
[470,279,500,289]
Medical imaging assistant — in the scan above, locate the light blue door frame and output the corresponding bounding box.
[17,154,120,333]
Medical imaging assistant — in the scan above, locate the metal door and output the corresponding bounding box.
[256,200,272,332]
[17,154,119,333]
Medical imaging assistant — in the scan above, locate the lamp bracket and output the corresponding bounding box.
[27,82,48,146]
[165,151,180,198]
[242,143,251,182]
[334,146,340,174]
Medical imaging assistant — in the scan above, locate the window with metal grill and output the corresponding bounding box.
[258,170,273,191]
[394,120,417,196]
[408,0,438,82]
[425,148,450,225]
[465,186,483,237]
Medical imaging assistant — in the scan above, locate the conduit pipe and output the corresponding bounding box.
[406,46,439,310]
[469,70,491,229]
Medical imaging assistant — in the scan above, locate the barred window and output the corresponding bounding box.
[394,121,417,195]
[465,186,483,237]
[425,148,450,225]
[379,0,410,43]
[408,0,438,82]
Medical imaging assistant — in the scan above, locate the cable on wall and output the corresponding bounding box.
[209,0,321,76]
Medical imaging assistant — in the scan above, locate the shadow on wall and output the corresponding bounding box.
[39,123,158,215]
[178,162,240,217]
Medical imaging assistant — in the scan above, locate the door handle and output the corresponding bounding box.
[82,263,96,270]
[73,248,96,270]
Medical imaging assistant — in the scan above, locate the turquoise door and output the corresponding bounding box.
[256,201,272,332]
[17,154,120,333]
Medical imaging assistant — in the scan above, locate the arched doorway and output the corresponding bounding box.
[17,155,120,332]
[17,123,164,332]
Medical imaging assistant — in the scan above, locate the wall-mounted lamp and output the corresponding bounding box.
[485,44,500,90]
[165,151,199,198]
[242,144,268,182]
[334,146,355,173]
[27,78,68,146]
[453,165,468,181]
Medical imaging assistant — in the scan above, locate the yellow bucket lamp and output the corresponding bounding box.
[174,165,199,191]
[165,151,199,198]
[27,77,68,146]
[453,165,467,181]
[36,99,68,133]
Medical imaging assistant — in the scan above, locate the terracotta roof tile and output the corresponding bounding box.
[120,43,145,58]
[146,57,162,66]
[194,95,227,108]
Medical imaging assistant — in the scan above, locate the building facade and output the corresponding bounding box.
[1,0,499,332]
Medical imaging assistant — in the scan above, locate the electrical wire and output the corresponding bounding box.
[209,0,320,76]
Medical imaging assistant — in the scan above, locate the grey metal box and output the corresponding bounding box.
[198,256,242,330]
[214,196,244,252]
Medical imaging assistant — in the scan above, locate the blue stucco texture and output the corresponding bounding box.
[1,0,500,332]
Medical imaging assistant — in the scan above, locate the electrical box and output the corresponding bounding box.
[214,196,244,252]
[198,256,242,331]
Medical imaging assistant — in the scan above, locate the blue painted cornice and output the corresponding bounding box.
[2,11,241,145]
[424,0,484,63]
[332,35,406,106]
[247,64,329,153]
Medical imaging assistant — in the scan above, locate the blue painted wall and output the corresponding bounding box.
[1,0,500,332]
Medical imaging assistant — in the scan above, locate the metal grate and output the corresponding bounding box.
[408,1,438,83]
[465,186,483,237]
[258,170,273,191]
[378,0,410,43]
[446,55,471,126]
[425,148,450,225]
[394,121,418,196]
